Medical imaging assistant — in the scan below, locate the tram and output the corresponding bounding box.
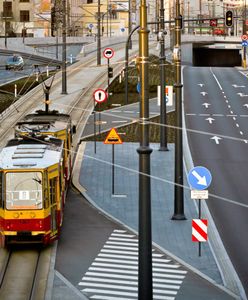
[0,109,76,246]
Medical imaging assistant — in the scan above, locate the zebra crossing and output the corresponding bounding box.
[78,229,187,300]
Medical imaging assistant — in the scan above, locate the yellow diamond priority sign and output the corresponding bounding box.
[104,128,123,144]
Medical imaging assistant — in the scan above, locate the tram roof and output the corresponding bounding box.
[0,138,63,170]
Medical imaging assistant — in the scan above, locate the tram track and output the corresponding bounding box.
[0,40,144,299]
[0,247,51,300]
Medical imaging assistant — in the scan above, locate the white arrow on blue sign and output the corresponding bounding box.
[242,40,248,47]
[137,82,141,93]
[187,166,212,190]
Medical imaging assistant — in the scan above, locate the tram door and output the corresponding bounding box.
[49,177,58,236]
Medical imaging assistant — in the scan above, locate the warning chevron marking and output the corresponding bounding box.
[192,219,208,242]
[104,128,123,144]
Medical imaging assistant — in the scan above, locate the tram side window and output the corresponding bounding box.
[49,178,57,205]
[0,172,2,208]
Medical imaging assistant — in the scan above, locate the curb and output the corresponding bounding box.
[72,142,240,300]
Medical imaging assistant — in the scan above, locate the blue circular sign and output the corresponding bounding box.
[136,82,141,94]
[187,166,212,190]
[120,28,125,32]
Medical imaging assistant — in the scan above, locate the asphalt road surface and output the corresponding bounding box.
[184,66,248,297]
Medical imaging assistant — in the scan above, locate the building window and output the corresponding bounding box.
[87,0,93,3]
[19,0,30,2]
[20,10,30,22]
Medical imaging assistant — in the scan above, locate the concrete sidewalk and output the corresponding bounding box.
[73,141,242,299]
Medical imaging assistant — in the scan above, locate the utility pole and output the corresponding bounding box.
[172,0,186,220]
[97,0,101,65]
[62,0,67,94]
[4,0,7,48]
[128,0,132,49]
[137,0,153,299]
[159,0,168,151]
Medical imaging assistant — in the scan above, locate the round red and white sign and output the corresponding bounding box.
[93,88,108,103]
[241,34,248,40]
[103,48,114,59]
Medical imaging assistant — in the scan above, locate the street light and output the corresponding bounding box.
[172,0,186,220]
[61,0,67,94]
[137,0,153,298]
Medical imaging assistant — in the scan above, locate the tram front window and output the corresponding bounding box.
[6,172,43,210]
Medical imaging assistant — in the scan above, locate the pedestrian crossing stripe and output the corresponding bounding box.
[78,229,187,300]
[104,128,123,144]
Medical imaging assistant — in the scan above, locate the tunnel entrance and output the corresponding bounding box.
[193,47,241,67]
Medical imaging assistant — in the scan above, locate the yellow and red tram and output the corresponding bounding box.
[0,110,75,246]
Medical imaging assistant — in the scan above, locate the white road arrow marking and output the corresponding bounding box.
[243,104,248,108]
[205,117,215,124]
[200,91,208,96]
[237,93,248,97]
[202,103,211,108]
[211,136,222,144]
[191,171,207,187]
[232,84,245,88]
[198,83,204,87]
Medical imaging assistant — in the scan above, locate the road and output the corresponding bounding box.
[184,66,248,297]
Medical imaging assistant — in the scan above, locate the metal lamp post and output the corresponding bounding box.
[62,0,67,94]
[159,0,168,151]
[172,0,186,220]
[97,0,101,65]
[137,0,153,298]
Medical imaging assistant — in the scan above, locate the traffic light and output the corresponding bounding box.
[108,67,113,78]
[225,10,233,27]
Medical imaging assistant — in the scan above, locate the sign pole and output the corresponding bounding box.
[112,144,115,194]
[198,199,201,257]
[93,100,96,154]
[107,58,110,95]
[98,103,101,135]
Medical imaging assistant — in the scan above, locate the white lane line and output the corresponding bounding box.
[186,113,196,116]
[88,267,185,279]
[80,277,180,290]
[244,140,248,143]
[212,114,224,116]
[106,241,138,246]
[98,253,171,263]
[89,292,175,300]
[104,245,138,251]
[95,258,138,265]
[98,254,138,260]
[84,272,137,280]
[89,267,137,275]
[233,117,236,120]
[83,272,183,284]
[109,237,138,242]
[91,263,186,274]
[123,110,135,113]
[80,277,138,286]
[112,120,128,123]
[240,131,244,135]
[82,288,137,297]
[81,282,138,291]
[111,233,135,237]
[224,95,227,98]
[210,67,223,90]
[113,230,126,233]
[236,124,240,128]
[82,283,178,295]
[100,249,163,257]
[95,258,177,268]
[228,105,231,108]
[199,114,210,116]
[226,114,237,117]
[90,295,136,300]
[230,110,234,114]
[240,115,248,117]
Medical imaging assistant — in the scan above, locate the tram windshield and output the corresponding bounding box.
[5,172,43,210]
